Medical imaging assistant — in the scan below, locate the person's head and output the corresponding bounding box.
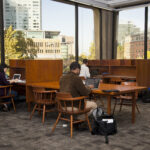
[83,59,88,66]
[70,61,81,75]
[0,64,9,73]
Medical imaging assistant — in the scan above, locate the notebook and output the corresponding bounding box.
[85,78,101,89]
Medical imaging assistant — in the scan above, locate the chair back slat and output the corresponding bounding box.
[121,82,138,99]
[32,86,56,104]
[56,92,88,114]
[79,100,81,111]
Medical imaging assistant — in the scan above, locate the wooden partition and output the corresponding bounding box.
[9,59,63,110]
[26,60,62,84]
[26,60,62,111]
[136,60,150,87]
[88,59,150,87]
[9,59,26,80]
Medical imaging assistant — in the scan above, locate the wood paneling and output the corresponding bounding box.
[9,59,26,80]
[136,60,150,87]
[26,60,62,84]
[9,59,63,110]
[88,59,150,87]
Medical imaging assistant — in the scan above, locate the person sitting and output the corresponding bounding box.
[0,64,18,111]
[79,59,90,79]
[60,61,97,121]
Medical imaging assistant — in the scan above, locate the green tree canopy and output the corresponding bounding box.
[4,25,37,63]
[88,42,95,59]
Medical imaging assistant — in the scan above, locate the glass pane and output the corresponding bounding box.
[79,7,95,63]
[117,8,144,59]
[42,0,75,72]
[3,0,75,72]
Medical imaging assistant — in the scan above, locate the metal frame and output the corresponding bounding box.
[99,9,102,60]
[75,3,79,62]
[0,0,5,64]
[144,7,148,59]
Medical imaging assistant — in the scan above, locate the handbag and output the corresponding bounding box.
[91,108,117,144]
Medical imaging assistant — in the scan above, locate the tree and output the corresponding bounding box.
[4,25,19,63]
[79,53,87,64]
[117,44,124,59]
[4,25,37,64]
[88,42,95,59]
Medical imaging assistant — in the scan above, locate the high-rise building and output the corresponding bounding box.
[118,21,141,44]
[3,0,41,30]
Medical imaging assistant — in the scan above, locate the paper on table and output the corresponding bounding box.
[102,119,114,123]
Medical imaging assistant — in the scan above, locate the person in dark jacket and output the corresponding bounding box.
[0,64,17,111]
[60,61,97,119]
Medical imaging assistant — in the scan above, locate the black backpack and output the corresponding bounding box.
[142,90,150,103]
[91,108,117,144]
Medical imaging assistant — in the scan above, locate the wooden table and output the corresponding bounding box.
[27,81,59,89]
[27,82,146,123]
[102,75,136,83]
[92,83,146,123]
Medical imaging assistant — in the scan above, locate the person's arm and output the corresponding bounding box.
[85,66,90,78]
[74,77,91,96]
[0,73,10,85]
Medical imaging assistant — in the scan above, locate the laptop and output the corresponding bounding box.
[85,78,101,89]
[13,74,21,80]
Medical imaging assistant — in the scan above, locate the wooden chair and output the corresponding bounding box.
[113,82,140,114]
[0,85,16,112]
[51,92,92,138]
[30,88,56,124]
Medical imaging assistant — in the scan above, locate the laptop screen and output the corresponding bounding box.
[85,78,100,88]
[13,74,21,80]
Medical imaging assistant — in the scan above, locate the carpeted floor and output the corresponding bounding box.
[0,98,150,150]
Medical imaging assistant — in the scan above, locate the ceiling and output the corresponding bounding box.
[67,0,150,10]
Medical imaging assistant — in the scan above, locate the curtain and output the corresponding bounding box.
[94,9,118,59]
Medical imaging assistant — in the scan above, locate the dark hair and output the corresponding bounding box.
[70,61,81,71]
[2,64,9,68]
[83,59,88,64]
[0,65,4,73]
[0,64,8,73]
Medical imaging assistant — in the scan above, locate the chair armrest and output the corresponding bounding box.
[0,85,13,88]
[57,96,88,101]
[33,90,57,94]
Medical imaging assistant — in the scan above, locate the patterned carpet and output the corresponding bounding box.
[0,98,150,150]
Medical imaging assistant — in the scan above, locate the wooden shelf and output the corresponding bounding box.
[88,59,150,87]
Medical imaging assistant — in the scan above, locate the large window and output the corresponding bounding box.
[117,8,144,59]
[79,6,95,62]
[3,0,75,72]
[3,0,96,70]
[42,0,75,72]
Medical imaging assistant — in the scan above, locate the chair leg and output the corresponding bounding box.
[38,104,41,116]
[112,99,117,115]
[11,98,16,112]
[100,99,104,107]
[42,105,46,124]
[85,114,92,132]
[51,113,61,133]
[119,99,123,112]
[70,115,73,138]
[30,104,37,120]
[136,104,140,113]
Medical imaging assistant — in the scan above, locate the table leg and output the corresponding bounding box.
[132,92,136,124]
[107,95,111,115]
